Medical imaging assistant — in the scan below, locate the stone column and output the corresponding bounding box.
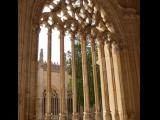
[79,31,91,120]
[90,37,101,120]
[111,40,128,120]
[59,29,66,120]
[98,35,112,120]
[70,32,79,120]
[106,40,120,120]
[56,98,58,115]
[35,27,43,120]
[52,97,54,115]
[44,27,53,120]
[36,58,44,120]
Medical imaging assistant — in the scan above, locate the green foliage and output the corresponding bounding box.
[75,36,84,106]
[67,75,72,92]
[66,35,102,108]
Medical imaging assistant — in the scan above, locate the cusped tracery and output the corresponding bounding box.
[40,0,114,36]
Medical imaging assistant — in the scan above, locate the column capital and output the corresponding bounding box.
[46,26,52,34]
[59,28,65,34]
[32,24,40,34]
[112,40,128,52]
[97,32,106,42]
[105,40,112,49]
[90,36,95,47]
[46,24,51,29]
[112,41,121,51]
[70,32,75,41]
[98,35,105,47]
[79,31,87,43]
[78,30,86,38]
[110,33,126,45]
[107,32,128,52]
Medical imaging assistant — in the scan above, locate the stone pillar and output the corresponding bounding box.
[53,97,54,115]
[59,29,66,120]
[106,40,120,120]
[36,59,44,120]
[34,26,43,120]
[56,98,58,115]
[79,31,91,120]
[44,27,53,120]
[90,37,101,120]
[70,32,79,120]
[98,35,112,120]
[111,40,128,120]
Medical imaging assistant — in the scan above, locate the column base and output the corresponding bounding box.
[103,111,112,120]
[114,111,120,120]
[95,112,101,120]
[83,112,91,120]
[44,113,53,120]
[59,113,66,120]
[129,113,136,120]
[72,113,79,120]
[119,111,128,120]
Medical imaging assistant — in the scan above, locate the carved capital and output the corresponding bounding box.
[79,29,85,36]
[70,31,75,41]
[108,33,128,51]
[79,31,87,42]
[91,39,95,47]
[109,33,121,42]
[59,29,65,37]
[32,23,40,34]
[89,35,95,47]
[46,25,52,31]
[105,41,112,49]
[112,40,124,52]
[97,33,105,47]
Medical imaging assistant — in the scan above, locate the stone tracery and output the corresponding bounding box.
[37,0,128,120]
[39,0,113,35]
[18,0,140,120]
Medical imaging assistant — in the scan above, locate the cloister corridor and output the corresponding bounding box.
[18,0,140,120]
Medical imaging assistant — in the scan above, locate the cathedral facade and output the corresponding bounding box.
[37,48,69,120]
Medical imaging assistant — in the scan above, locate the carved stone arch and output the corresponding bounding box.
[31,0,128,48]
[52,84,60,96]
[52,89,58,97]
[93,0,128,44]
